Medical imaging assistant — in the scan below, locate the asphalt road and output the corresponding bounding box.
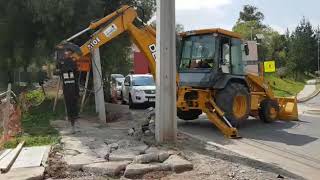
[178,97,320,180]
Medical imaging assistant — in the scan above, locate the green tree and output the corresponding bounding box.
[0,0,156,77]
[238,5,265,26]
[287,17,317,80]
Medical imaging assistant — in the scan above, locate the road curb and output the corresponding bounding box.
[297,79,320,103]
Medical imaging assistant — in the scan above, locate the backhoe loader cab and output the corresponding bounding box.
[178,29,248,88]
[176,29,253,129]
[176,29,298,137]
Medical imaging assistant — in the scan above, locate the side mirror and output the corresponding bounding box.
[244,43,250,56]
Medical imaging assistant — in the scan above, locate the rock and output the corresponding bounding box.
[108,143,119,151]
[128,128,135,136]
[124,163,170,178]
[277,174,285,179]
[163,155,193,173]
[158,152,170,162]
[239,169,246,173]
[83,161,130,176]
[2,167,45,180]
[134,153,158,164]
[228,172,235,178]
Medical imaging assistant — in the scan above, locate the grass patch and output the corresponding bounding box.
[3,99,65,148]
[264,75,306,97]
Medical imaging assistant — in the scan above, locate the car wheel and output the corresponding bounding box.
[129,94,135,109]
[121,92,126,105]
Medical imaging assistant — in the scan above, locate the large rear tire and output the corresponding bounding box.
[215,82,250,127]
[177,109,202,120]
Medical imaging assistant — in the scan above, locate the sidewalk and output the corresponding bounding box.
[297,79,320,102]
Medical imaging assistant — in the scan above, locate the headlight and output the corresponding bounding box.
[133,89,144,96]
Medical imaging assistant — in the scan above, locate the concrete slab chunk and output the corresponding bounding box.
[158,152,170,162]
[83,161,130,176]
[0,141,25,173]
[124,163,170,178]
[163,155,193,173]
[2,167,45,180]
[133,153,158,164]
[64,153,106,170]
[12,146,51,169]
[109,149,140,161]
[0,149,12,161]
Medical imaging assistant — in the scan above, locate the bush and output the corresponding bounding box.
[25,89,45,107]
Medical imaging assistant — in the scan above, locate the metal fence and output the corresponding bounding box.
[0,71,47,90]
[0,85,17,130]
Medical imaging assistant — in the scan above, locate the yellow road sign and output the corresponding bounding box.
[264,61,276,73]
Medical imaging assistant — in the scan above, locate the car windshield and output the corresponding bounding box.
[180,34,216,70]
[132,76,155,86]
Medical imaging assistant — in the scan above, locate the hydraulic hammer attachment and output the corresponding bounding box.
[177,87,240,139]
[276,97,299,121]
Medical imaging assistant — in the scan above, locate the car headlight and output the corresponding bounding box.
[133,89,144,96]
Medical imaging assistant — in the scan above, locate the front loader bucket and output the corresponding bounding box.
[276,97,298,121]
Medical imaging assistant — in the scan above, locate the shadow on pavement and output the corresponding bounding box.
[178,116,318,146]
[240,119,318,146]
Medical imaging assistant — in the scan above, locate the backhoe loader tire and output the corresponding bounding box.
[216,82,250,127]
[177,109,202,120]
[259,99,279,123]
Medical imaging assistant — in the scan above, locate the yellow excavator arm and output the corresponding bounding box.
[64,5,157,78]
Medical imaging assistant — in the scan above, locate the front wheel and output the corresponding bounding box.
[177,109,202,120]
[259,99,279,123]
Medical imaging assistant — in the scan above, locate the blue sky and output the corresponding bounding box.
[175,0,320,33]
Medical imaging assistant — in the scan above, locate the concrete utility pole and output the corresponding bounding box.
[92,48,106,123]
[155,0,177,142]
[317,26,320,76]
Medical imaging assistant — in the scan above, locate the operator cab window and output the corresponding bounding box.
[220,37,231,73]
[180,35,216,70]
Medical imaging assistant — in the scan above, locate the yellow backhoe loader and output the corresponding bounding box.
[55,5,298,138]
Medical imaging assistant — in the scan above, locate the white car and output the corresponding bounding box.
[121,74,156,108]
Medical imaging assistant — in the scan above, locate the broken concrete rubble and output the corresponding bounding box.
[124,163,171,178]
[133,152,170,164]
[163,155,193,173]
[2,167,45,180]
[82,161,130,177]
[133,153,158,164]
[109,149,140,161]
